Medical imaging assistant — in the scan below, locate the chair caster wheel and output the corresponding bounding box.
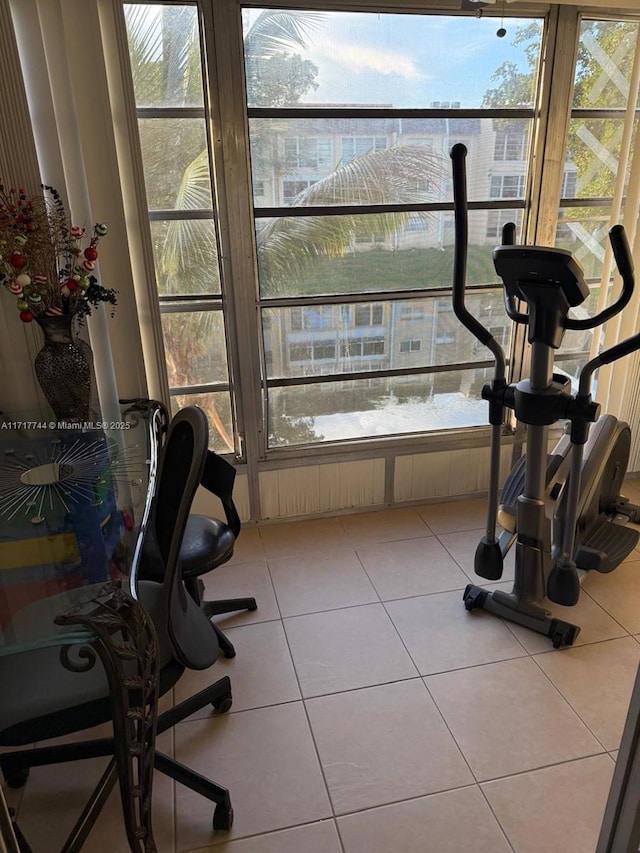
[248,600,258,612]
[213,693,233,714]
[213,802,233,831]
[4,767,29,788]
[222,646,236,659]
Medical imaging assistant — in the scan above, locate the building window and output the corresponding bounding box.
[561,170,577,198]
[400,339,422,353]
[290,306,334,331]
[399,304,426,321]
[494,129,527,161]
[436,332,455,345]
[341,136,388,161]
[486,211,501,240]
[289,340,336,362]
[341,336,386,357]
[355,304,384,327]
[284,137,332,171]
[490,175,526,199]
[282,179,317,204]
[404,215,425,233]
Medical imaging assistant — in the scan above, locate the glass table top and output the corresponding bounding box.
[0,400,163,656]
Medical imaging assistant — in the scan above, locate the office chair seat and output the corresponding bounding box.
[172,516,235,578]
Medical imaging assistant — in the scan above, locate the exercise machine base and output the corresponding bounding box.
[463,584,580,648]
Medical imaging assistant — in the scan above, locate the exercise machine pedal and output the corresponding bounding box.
[575,519,639,573]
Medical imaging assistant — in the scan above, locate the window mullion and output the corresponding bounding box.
[533,4,581,247]
[203,0,267,511]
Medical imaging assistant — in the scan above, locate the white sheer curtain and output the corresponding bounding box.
[0,0,49,416]
[588,27,640,469]
[4,0,163,419]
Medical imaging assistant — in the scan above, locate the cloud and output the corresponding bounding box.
[310,36,427,81]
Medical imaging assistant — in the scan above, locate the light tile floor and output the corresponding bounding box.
[5,490,640,853]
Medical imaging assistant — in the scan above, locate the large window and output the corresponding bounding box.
[124,3,235,452]
[245,8,542,447]
[123,2,640,457]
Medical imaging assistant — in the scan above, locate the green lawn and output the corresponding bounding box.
[261,245,498,298]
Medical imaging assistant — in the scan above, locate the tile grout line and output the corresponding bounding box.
[528,637,640,754]
[275,592,348,853]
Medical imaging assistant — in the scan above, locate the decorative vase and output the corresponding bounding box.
[34,314,95,422]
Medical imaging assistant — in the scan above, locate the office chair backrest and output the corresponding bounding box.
[201,450,241,538]
[146,406,219,670]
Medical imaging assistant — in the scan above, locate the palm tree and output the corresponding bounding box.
[257,144,443,293]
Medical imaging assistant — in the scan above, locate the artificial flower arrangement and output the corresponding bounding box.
[0,181,116,323]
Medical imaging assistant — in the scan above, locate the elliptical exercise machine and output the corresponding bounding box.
[450,143,640,648]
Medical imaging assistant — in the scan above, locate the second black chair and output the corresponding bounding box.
[141,440,257,658]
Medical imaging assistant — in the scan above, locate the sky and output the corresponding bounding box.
[243,10,541,109]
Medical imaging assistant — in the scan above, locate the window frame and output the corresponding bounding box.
[122,0,640,475]
[124,1,241,456]
[243,3,549,453]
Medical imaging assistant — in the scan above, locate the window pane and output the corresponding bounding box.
[267,368,494,447]
[124,4,204,108]
[138,119,212,210]
[573,21,640,110]
[170,390,234,454]
[257,210,519,298]
[555,205,612,280]
[554,355,585,395]
[151,220,221,296]
[566,118,634,200]
[250,118,532,207]
[243,10,542,109]
[160,310,229,386]
[263,292,510,380]
[124,2,235,453]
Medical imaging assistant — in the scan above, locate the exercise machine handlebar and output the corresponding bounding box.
[574,226,636,398]
[610,223,634,281]
[450,143,507,382]
[451,143,505,574]
[502,223,516,246]
[565,224,634,330]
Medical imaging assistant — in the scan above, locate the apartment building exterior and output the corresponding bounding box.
[258,110,577,402]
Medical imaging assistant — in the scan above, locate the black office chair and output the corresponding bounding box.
[140,435,257,659]
[0,407,234,850]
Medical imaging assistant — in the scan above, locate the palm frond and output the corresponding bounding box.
[124,5,199,105]
[258,145,444,290]
[297,144,442,206]
[161,150,218,290]
[244,10,325,57]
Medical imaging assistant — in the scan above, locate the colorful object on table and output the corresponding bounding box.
[0,182,115,323]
